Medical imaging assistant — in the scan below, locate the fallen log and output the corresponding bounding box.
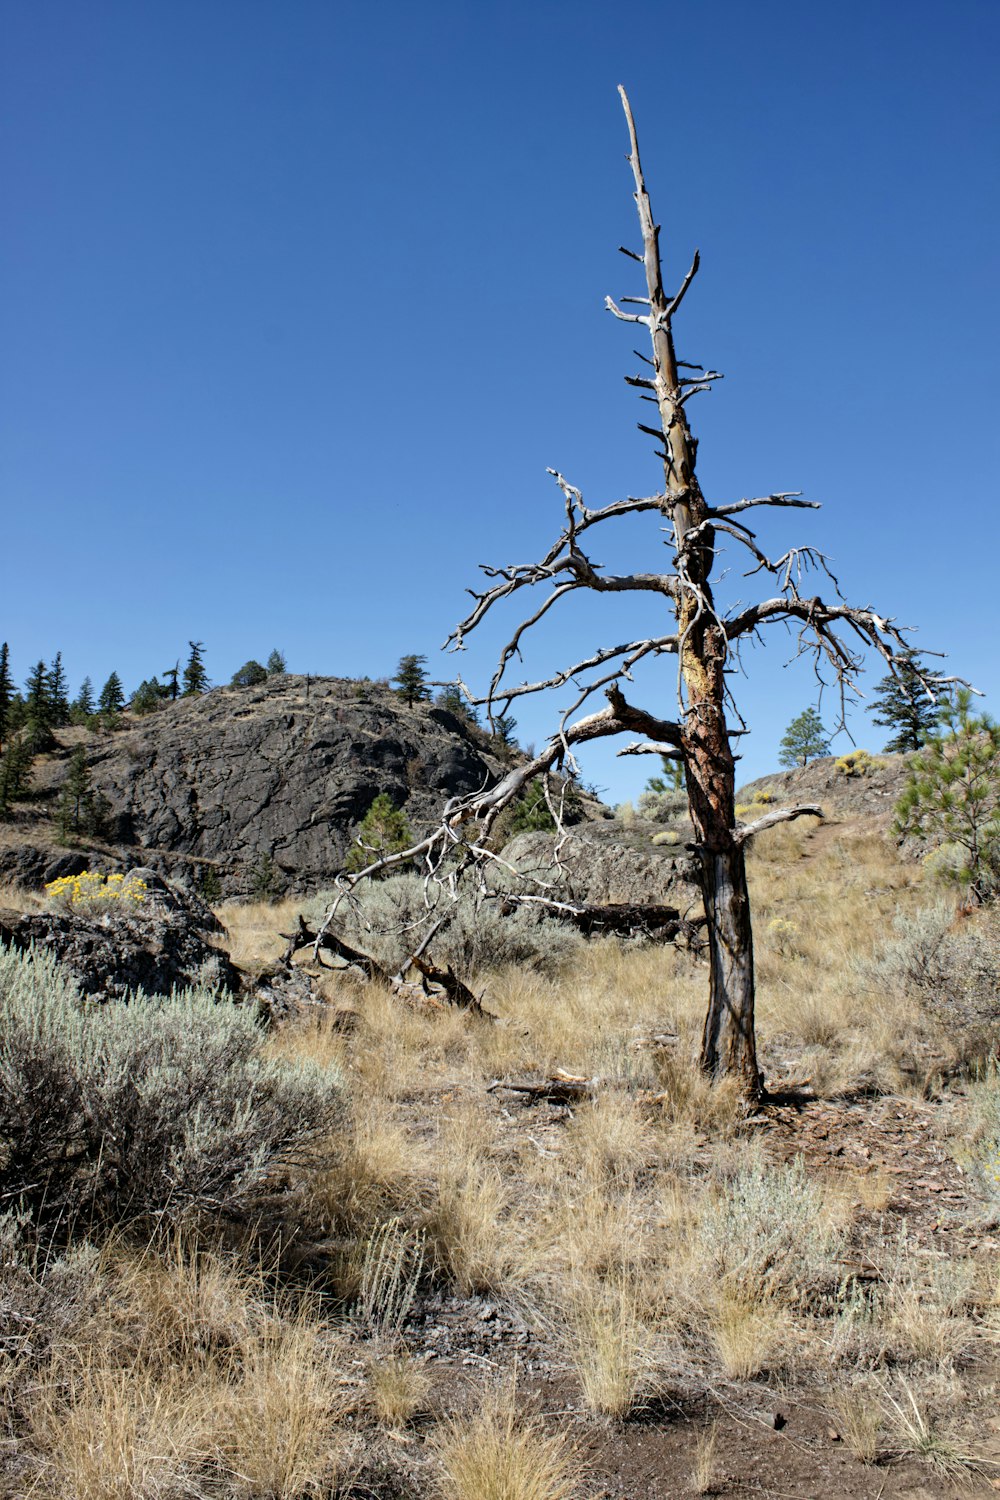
[499,893,706,944]
[487,1070,595,1104]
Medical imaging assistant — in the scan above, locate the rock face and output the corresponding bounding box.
[737,752,911,823]
[0,869,240,1001]
[502,821,701,911]
[81,677,503,895]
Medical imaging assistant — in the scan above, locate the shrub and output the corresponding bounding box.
[694,1158,841,1304]
[0,945,344,1236]
[314,873,584,980]
[836,749,877,777]
[637,786,688,822]
[45,871,148,911]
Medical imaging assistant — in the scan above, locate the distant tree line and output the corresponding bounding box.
[0,639,287,823]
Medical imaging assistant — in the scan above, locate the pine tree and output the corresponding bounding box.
[869,649,941,753]
[490,713,519,763]
[778,708,831,768]
[393,654,430,708]
[0,735,33,818]
[71,676,95,724]
[162,662,180,700]
[0,643,12,754]
[231,660,268,688]
[182,642,208,696]
[24,661,55,754]
[894,690,1000,905]
[57,744,92,841]
[345,793,414,874]
[48,652,70,727]
[645,754,684,794]
[98,672,126,724]
[435,685,479,725]
[131,678,165,715]
[266,649,286,677]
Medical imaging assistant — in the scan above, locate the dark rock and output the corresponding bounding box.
[76,676,508,897]
[4,868,240,1001]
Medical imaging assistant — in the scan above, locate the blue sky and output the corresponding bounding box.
[2,0,997,798]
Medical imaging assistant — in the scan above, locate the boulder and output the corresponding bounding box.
[1,868,239,1001]
[501,820,701,911]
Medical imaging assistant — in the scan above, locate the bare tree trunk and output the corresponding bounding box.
[699,843,759,1092]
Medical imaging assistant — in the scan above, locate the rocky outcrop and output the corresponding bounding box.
[0,869,240,1001]
[737,752,910,823]
[76,677,505,896]
[501,820,701,911]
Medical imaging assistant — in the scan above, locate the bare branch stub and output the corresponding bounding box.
[325,87,952,1100]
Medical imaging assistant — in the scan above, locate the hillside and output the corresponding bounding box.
[1,676,515,896]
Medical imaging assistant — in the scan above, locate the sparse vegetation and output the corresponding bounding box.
[3,808,1000,1494]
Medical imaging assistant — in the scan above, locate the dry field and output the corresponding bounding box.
[4,816,1000,1498]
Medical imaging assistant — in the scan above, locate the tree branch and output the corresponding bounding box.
[733,804,824,845]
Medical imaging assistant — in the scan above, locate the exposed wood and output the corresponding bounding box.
[500,893,705,945]
[487,1072,595,1104]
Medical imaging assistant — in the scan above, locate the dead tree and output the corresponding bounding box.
[318,87,959,1100]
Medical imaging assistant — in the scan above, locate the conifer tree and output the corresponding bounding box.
[895,690,1000,905]
[71,677,95,724]
[266,649,286,677]
[345,793,414,874]
[0,643,11,754]
[778,708,831,768]
[48,652,70,726]
[0,735,33,817]
[435,685,480,725]
[131,678,165,715]
[58,744,92,841]
[182,642,208,696]
[869,649,941,753]
[393,654,431,707]
[162,663,180,700]
[231,660,268,688]
[24,661,55,754]
[645,753,684,794]
[98,672,126,723]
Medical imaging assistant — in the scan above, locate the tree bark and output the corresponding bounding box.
[698,843,760,1094]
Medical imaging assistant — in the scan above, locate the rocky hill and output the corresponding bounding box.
[2,677,514,896]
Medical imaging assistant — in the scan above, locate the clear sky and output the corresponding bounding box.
[2,0,997,799]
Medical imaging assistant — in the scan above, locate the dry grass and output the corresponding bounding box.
[208,1317,348,1497]
[563,1271,654,1417]
[428,1115,514,1295]
[366,1346,431,1426]
[431,1381,579,1500]
[830,1384,882,1463]
[0,878,45,912]
[708,1290,786,1380]
[215,895,303,970]
[27,1359,209,1500]
[690,1420,720,1493]
[11,816,1000,1494]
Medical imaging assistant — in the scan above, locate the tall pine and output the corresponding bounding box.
[183,642,208,696]
[49,652,70,726]
[869,649,941,753]
[24,661,55,754]
[98,672,126,723]
[0,643,11,754]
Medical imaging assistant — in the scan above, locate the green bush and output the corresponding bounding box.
[0,946,344,1238]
